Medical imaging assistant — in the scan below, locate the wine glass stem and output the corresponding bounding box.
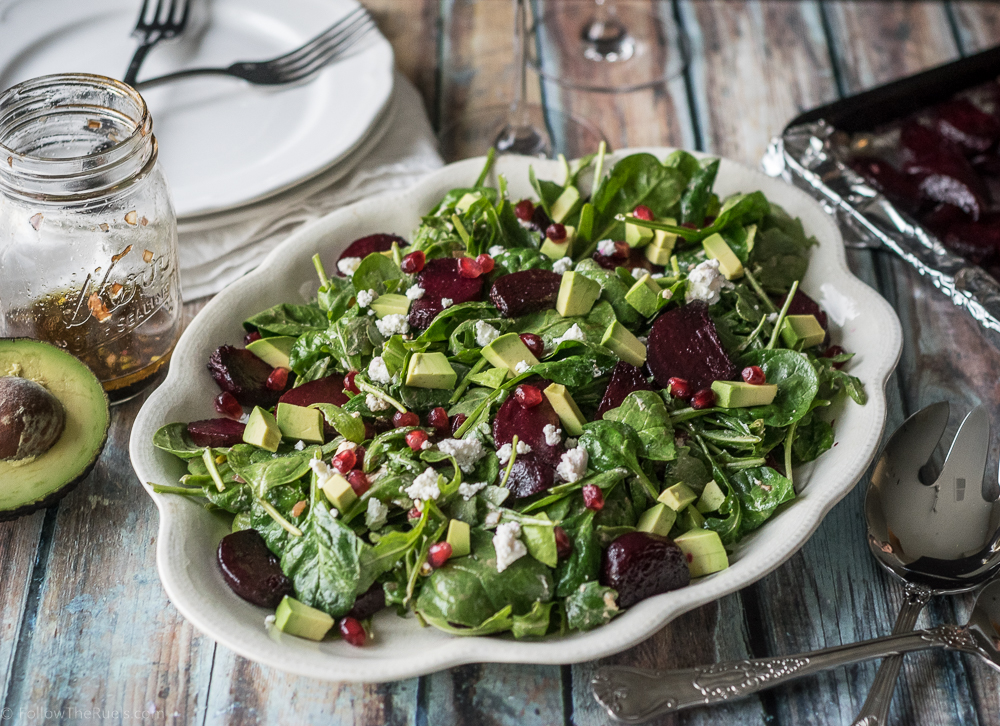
[511,0,530,126]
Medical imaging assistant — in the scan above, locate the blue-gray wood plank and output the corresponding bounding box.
[1,1,999,724]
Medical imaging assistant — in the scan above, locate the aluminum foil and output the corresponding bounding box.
[762,120,1000,347]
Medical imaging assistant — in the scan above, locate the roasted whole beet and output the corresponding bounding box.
[900,122,990,220]
[595,362,654,419]
[933,98,1000,155]
[217,529,293,608]
[489,268,562,317]
[208,345,287,408]
[600,531,690,608]
[504,456,556,499]
[775,289,828,331]
[492,382,563,465]
[187,418,247,448]
[646,301,736,392]
[278,375,349,408]
[849,157,924,213]
[408,257,486,329]
[336,233,408,275]
[347,582,387,620]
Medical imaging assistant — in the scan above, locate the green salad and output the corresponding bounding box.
[152,148,866,645]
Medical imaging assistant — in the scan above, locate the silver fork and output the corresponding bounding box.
[134,7,375,90]
[124,0,192,86]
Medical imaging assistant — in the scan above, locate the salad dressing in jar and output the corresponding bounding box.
[0,74,180,402]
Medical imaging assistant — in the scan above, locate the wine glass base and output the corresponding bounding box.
[528,2,688,93]
[438,104,608,163]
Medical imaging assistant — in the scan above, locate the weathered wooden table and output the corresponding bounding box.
[2,1,999,724]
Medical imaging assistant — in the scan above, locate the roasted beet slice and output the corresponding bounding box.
[408,257,486,329]
[347,582,387,620]
[278,375,349,408]
[774,289,828,331]
[934,98,1000,155]
[900,122,990,219]
[596,362,654,419]
[493,382,564,466]
[939,216,1000,266]
[490,268,562,317]
[336,233,408,275]
[600,531,690,608]
[188,418,246,448]
[850,157,924,213]
[504,455,557,499]
[218,529,293,608]
[208,345,286,408]
[647,301,736,392]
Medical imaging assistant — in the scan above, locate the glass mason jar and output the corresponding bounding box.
[0,74,181,403]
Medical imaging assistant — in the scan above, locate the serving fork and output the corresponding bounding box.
[124,0,192,86]
[134,6,376,90]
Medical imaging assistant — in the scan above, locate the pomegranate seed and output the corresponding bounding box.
[344,370,360,394]
[266,367,289,391]
[519,333,544,358]
[408,507,422,520]
[633,205,654,221]
[243,330,262,345]
[546,223,567,242]
[393,411,420,428]
[612,241,630,258]
[347,470,370,496]
[354,446,366,469]
[406,429,429,451]
[363,421,376,440]
[214,391,243,420]
[333,449,356,473]
[554,526,573,559]
[742,366,766,385]
[667,377,691,399]
[427,541,453,569]
[514,199,535,221]
[582,485,605,511]
[458,256,482,278]
[339,617,366,647]
[515,384,543,408]
[450,414,468,435]
[476,253,495,273]
[427,406,450,432]
[400,250,426,274]
[691,388,716,410]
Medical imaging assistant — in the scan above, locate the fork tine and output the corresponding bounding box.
[272,13,373,76]
[272,18,375,84]
[176,0,191,27]
[136,0,152,26]
[265,7,366,66]
[153,0,166,25]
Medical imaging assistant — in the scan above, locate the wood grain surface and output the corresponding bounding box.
[1,2,999,725]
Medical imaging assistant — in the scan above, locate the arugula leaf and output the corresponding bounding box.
[244,303,328,336]
[316,274,354,320]
[565,581,619,630]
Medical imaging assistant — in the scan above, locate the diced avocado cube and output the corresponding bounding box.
[243,406,281,452]
[482,333,540,376]
[696,480,727,513]
[276,402,324,444]
[370,293,410,319]
[625,216,655,248]
[246,335,295,369]
[455,191,482,214]
[601,320,647,367]
[550,186,580,223]
[676,505,706,532]
[702,233,744,279]
[644,218,678,265]
[540,225,576,260]
[468,366,509,389]
[405,352,457,389]
[446,519,471,558]
[780,314,826,349]
[274,595,334,641]
[711,380,778,408]
[658,482,698,512]
[636,503,677,537]
[674,528,729,577]
[322,472,358,513]
[543,383,587,436]
[522,514,558,567]
[556,271,602,317]
[625,274,662,317]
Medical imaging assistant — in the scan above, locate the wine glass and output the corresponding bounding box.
[527,0,689,93]
[437,0,607,162]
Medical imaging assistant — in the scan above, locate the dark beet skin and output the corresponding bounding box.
[490,268,563,317]
[348,582,387,620]
[504,455,557,498]
[408,257,486,329]
[933,98,1000,155]
[336,233,408,275]
[600,531,690,608]
[939,216,1000,266]
[188,418,247,448]
[775,289,828,331]
[900,122,990,220]
[647,301,737,392]
[592,247,629,270]
[492,382,564,466]
[850,157,924,213]
[278,375,349,408]
[596,362,654,419]
[218,530,293,608]
[208,345,287,408]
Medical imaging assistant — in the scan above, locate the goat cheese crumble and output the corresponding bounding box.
[685,258,732,305]
[543,424,562,446]
[493,522,528,573]
[405,467,441,502]
[556,447,589,483]
[366,393,391,411]
[597,239,617,256]
[406,285,426,300]
[356,288,377,308]
[294,440,306,451]
[458,481,488,501]
[375,313,410,337]
[368,356,392,384]
[337,257,362,276]
[552,256,574,274]
[496,440,533,465]
[441,298,454,309]
[514,360,530,375]
[309,458,333,485]
[437,437,486,472]
[475,321,500,347]
[489,245,505,258]
[632,267,647,280]
[365,498,388,530]
[555,323,586,345]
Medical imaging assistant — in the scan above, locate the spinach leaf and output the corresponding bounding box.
[590,154,685,240]
[602,391,676,462]
[311,403,366,444]
[511,601,555,639]
[231,452,315,498]
[244,303,328,336]
[572,262,642,328]
[351,252,404,294]
[491,247,552,278]
[728,466,795,533]
[739,349,819,427]
[565,581,619,630]
[554,511,601,597]
[579,420,656,497]
[792,412,834,464]
[680,158,720,226]
[663,149,701,185]
[152,423,204,459]
[417,301,496,343]
[316,273,354,320]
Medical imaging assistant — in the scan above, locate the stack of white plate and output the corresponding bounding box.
[0,0,397,281]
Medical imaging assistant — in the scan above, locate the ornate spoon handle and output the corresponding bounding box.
[592,625,975,723]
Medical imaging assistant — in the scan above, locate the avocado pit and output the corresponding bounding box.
[0,376,66,461]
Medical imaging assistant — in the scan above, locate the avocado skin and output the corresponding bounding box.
[0,338,110,521]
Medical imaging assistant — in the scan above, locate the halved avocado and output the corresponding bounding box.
[0,339,109,520]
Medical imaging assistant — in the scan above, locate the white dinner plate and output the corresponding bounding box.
[0,0,395,218]
[129,149,902,682]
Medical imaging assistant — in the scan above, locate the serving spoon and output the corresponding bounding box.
[854,402,1000,725]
